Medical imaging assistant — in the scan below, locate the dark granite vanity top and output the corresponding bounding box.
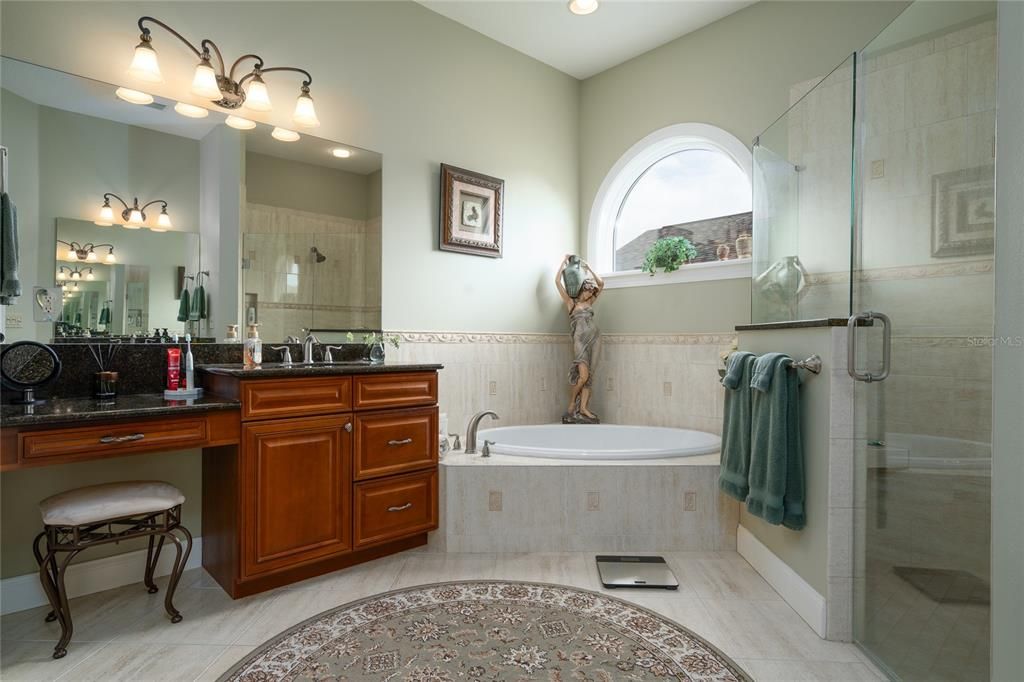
[198,361,443,379]
[1,394,241,427]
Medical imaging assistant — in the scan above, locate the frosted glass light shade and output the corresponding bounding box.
[292,92,320,128]
[124,208,145,228]
[331,148,351,158]
[245,76,272,112]
[174,102,209,118]
[271,127,300,142]
[105,251,117,264]
[66,247,77,260]
[86,250,98,262]
[86,271,95,281]
[157,210,173,229]
[225,115,256,130]
[128,42,162,82]
[56,270,66,281]
[191,62,222,99]
[115,87,154,105]
[568,0,598,14]
[96,203,114,226]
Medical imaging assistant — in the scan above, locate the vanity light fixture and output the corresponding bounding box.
[271,127,300,142]
[568,0,599,14]
[173,102,209,118]
[127,16,321,127]
[331,147,352,159]
[97,193,172,231]
[115,87,154,105]
[58,241,116,263]
[57,266,95,282]
[225,115,256,130]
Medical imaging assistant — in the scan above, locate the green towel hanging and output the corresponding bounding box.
[99,303,111,326]
[190,283,206,321]
[177,287,190,322]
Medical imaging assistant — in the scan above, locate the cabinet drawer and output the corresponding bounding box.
[353,373,437,410]
[20,418,207,463]
[354,407,437,480]
[354,470,438,548]
[242,377,352,420]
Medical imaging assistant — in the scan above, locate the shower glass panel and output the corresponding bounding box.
[751,56,855,323]
[852,2,996,680]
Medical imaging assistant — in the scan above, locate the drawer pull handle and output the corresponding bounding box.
[387,503,413,512]
[387,438,413,446]
[99,433,145,445]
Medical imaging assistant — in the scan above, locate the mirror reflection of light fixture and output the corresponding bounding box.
[173,102,209,118]
[115,87,154,105]
[58,240,116,263]
[57,266,95,282]
[568,0,599,15]
[98,193,172,231]
[331,148,352,159]
[126,16,320,128]
[225,115,255,130]
[271,127,299,142]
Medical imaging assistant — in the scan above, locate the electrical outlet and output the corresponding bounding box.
[586,491,600,511]
[6,312,23,328]
[871,159,885,179]
[663,381,673,397]
[488,490,503,512]
[606,376,615,392]
[539,376,548,392]
[489,380,497,396]
[684,491,697,511]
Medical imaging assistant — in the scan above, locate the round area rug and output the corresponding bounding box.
[220,580,750,681]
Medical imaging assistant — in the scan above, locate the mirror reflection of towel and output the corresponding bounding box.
[177,287,190,322]
[189,283,206,321]
[99,303,111,325]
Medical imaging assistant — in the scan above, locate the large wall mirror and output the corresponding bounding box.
[0,55,381,344]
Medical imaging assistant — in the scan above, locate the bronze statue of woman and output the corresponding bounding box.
[555,254,604,423]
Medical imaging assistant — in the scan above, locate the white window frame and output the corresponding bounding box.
[587,122,754,289]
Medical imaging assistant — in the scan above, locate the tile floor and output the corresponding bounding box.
[1,550,885,681]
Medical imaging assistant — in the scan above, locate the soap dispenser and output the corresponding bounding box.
[244,323,263,369]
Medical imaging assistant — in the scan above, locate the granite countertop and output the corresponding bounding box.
[198,361,444,378]
[1,394,241,428]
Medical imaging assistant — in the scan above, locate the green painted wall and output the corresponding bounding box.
[578,1,910,333]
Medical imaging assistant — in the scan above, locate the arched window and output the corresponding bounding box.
[588,123,753,286]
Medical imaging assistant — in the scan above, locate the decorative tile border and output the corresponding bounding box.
[393,331,736,345]
[261,302,380,313]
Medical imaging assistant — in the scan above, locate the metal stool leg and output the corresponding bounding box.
[33,532,60,623]
[159,527,191,623]
[51,550,80,659]
[143,533,166,594]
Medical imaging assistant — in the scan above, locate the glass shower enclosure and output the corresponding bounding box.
[752,2,996,679]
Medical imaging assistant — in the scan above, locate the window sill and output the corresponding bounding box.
[601,258,752,290]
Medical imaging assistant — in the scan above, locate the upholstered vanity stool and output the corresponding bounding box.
[32,481,193,659]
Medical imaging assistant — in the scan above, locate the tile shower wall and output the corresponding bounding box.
[391,332,735,438]
[242,204,382,341]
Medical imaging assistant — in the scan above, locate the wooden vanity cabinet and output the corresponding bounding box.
[202,370,439,598]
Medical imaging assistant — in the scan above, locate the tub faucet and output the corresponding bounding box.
[465,410,499,454]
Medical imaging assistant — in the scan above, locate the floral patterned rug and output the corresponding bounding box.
[220,581,750,681]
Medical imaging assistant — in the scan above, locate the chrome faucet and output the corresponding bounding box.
[268,345,293,365]
[465,410,499,454]
[301,330,320,364]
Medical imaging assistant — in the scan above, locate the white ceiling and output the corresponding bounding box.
[419,0,755,79]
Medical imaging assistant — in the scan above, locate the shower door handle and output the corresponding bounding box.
[847,311,891,383]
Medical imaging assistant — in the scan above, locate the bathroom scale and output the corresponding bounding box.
[596,555,679,590]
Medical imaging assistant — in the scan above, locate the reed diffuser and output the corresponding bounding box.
[87,342,123,402]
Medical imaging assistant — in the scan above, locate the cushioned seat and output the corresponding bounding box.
[39,481,185,526]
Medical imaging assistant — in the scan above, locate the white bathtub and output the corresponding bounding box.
[475,424,720,461]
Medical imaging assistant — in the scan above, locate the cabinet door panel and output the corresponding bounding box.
[242,416,352,577]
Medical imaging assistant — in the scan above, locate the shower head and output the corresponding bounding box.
[311,246,327,263]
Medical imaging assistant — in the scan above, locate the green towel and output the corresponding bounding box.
[746,353,805,530]
[177,287,190,322]
[99,304,111,325]
[718,351,755,501]
[189,284,206,321]
[0,192,21,305]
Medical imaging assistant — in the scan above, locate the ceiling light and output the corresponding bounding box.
[244,73,272,112]
[115,87,154,105]
[191,58,222,100]
[174,102,209,118]
[271,127,299,142]
[225,115,256,130]
[568,0,598,15]
[292,86,319,127]
[128,37,162,82]
[331,147,352,159]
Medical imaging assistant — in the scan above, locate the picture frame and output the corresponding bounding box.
[931,165,995,258]
[439,163,504,258]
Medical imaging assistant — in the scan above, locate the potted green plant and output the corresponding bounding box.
[346,331,401,363]
[641,237,698,276]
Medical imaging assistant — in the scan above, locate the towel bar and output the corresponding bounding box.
[718,353,822,378]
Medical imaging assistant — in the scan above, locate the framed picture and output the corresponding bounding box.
[932,165,994,258]
[439,163,504,258]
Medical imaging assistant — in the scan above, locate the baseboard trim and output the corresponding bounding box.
[737,525,827,638]
[1,537,202,616]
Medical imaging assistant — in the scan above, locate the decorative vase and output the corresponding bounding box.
[735,234,752,259]
[562,255,585,298]
[369,342,386,364]
[716,244,731,261]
